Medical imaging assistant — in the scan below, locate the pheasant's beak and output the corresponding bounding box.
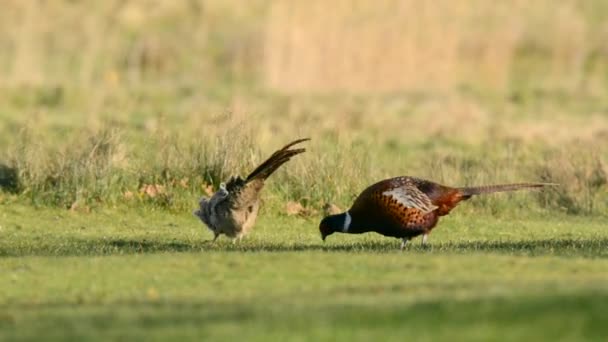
[319,222,330,241]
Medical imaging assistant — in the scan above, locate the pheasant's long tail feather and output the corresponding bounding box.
[245,138,310,182]
[458,182,557,197]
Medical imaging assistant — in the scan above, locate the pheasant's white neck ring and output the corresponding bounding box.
[342,211,351,233]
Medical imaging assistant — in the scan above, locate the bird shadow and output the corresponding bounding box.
[431,238,608,257]
[1,237,606,258]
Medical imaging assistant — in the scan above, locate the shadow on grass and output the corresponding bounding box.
[1,237,607,257]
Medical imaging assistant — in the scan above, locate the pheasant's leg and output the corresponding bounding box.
[203,232,220,243]
[422,233,429,246]
[400,238,410,251]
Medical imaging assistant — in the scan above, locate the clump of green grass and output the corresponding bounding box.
[418,142,608,217]
[3,124,287,211]
[129,127,258,210]
[535,147,607,215]
[2,128,607,216]
[267,138,379,212]
[5,128,128,209]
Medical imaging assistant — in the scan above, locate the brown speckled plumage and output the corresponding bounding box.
[319,176,554,249]
[194,138,309,241]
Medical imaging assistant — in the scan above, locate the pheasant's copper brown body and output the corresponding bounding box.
[319,176,552,249]
[194,138,309,241]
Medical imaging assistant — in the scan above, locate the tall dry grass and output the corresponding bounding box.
[2,124,606,216]
[265,0,606,93]
[0,1,606,216]
[0,1,606,94]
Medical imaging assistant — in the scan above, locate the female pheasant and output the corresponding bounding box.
[194,138,309,242]
[319,176,553,249]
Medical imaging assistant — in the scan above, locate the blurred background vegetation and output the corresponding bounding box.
[0,0,606,215]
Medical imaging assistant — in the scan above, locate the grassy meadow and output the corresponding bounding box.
[1,1,607,341]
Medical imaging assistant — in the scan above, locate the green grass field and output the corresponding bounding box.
[1,1,608,341]
[1,206,607,341]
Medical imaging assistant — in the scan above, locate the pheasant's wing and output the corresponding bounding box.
[194,197,214,228]
[381,182,438,214]
[222,176,247,208]
[233,180,264,210]
[225,176,246,194]
[212,178,263,235]
[219,176,264,210]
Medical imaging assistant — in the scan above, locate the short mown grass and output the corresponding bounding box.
[1,205,607,341]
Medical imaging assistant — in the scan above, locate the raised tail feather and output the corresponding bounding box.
[458,182,557,197]
[245,138,310,182]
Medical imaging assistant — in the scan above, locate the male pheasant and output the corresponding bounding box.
[319,176,553,249]
[194,138,309,241]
